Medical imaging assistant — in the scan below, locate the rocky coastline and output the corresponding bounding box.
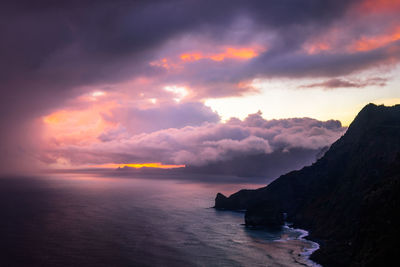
[215,104,400,266]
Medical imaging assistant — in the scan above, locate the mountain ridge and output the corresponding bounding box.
[214,103,400,266]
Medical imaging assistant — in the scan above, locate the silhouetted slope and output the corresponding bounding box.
[215,103,400,266]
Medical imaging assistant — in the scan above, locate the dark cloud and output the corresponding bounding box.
[89,147,330,180]
[182,148,326,178]
[150,40,399,98]
[1,0,397,173]
[299,77,388,89]
[0,0,355,85]
[242,41,400,79]
[44,112,346,168]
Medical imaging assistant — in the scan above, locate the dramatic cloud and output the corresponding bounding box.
[42,110,346,169]
[100,102,220,138]
[0,0,398,173]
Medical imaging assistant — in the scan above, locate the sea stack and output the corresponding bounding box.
[215,103,400,266]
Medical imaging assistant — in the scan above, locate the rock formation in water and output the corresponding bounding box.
[215,103,400,267]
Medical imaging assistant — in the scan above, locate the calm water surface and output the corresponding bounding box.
[0,174,319,267]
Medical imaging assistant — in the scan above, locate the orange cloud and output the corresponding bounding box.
[91,162,185,169]
[150,58,174,70]
[180,53,203,61]
[303,23,400,55]
[42,101,117,146]
[43,111,66,124]
[349,26,400,52]
[357,0,400,14]
[180,46,264,62]
[304,42,332,54]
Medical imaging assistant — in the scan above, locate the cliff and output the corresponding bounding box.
[215,103,400,266]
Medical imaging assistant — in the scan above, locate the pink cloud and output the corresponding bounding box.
[1,0,397,173]
[42,108,346,168]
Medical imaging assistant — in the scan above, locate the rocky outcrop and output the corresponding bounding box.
[215,103,400,266]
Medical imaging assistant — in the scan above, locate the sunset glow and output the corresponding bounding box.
[349,27,400,52]
[357,0,400,13]
[41,100,117,147]
[1,2,399,267]
[92,163,185,169]
[0,0,398,173]
[304,42,332,54]
[180,47,262,62]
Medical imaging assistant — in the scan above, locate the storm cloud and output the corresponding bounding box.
[43,111,346,168]
[0,0,398,173]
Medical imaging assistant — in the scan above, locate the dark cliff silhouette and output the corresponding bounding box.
[215,103,400,267]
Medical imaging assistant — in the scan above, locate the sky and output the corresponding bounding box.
[0,0,399,174]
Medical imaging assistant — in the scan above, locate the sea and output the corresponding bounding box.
[0,173,320,267]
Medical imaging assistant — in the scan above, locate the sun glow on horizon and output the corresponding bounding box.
[90,162,186,169]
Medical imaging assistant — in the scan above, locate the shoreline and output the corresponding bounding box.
[282,224,322,267]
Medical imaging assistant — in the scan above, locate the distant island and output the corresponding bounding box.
[215,103,400,266]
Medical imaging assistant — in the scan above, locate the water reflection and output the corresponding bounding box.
[0,174,318,267]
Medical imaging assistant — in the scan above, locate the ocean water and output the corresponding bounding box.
[0,174,320,267]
